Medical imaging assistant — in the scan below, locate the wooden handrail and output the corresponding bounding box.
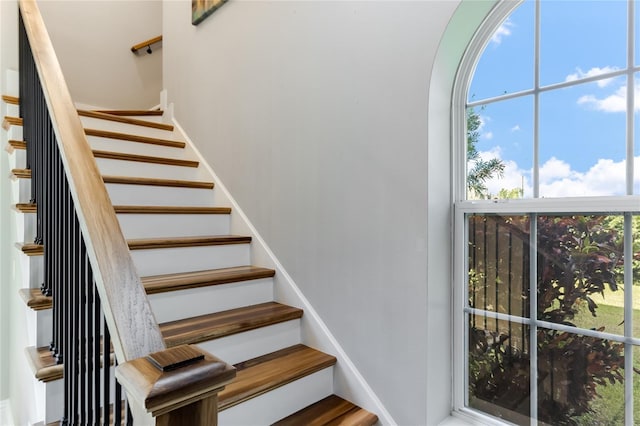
[19,0,164,363]
[131,35,162,53]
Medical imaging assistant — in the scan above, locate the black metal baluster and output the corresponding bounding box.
[103,317,112,424]
[94,287,102,424]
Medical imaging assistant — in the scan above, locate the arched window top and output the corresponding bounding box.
[457,0,640,201]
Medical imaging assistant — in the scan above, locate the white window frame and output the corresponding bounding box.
[452,1,640,425]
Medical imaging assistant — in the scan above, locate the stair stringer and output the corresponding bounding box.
[169,118,396,426]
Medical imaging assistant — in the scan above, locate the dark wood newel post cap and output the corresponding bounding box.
[116,344,236,418]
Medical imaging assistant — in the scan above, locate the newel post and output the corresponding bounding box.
[116,345,236,426]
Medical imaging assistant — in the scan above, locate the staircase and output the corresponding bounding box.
[5,99,379,425]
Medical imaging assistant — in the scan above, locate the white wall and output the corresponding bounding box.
[37,0,163,109]
[162,1,463,424]
[0,0,19,405]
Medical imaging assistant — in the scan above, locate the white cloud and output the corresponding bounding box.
[511,125,521,132]
[491,19,514,45]
[576,78,640,113]
[565,66,620,88]
[475,149,635,198]
[482,131,494,140]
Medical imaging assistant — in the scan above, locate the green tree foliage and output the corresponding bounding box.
[467,108,505,198]
[468,215,630,425]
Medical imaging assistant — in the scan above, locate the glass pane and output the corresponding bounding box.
[537,215,625,335]
[635,73,640,195]
[468,214,530,318]
[469,0,534,101]
[468,314,530,424]
[537,329,625,425]
[540,0,626,87]
[539,82,627,197]
[466,96,533,200]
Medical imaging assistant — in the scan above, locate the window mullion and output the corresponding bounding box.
[529,214,538,426]
[625,212,634,426]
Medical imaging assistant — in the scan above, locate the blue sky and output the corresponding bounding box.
[468,0,640,198]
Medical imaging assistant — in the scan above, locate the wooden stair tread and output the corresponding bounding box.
[14,202,37,213]
[85,128,185,148]
[2,115,22,130]
[91,109,164,116]
[102,175,213,189]
[272,394,379,426]
[19,288,52,311]
[128,235,250,250]
[25,346,62,382]
[16,242,43,256]
[78,109,174,131]
[92,150,199,167]
[6,139,26,153]
[219,344,337,411]
[2,94,19,105]
[10,168,30,179]
[143,265,275,294]
[162,301,303,347]
[114,205,231,214]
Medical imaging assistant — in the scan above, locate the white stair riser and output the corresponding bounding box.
[11,177,30,204]
[95,157,208,181]
[42,377,63,424]
[24,308,52,348]
[106,183,216,207]
[197,319,301,366]
[86,135,191,160]
[6,103,19,117]
[131,244,251,276]
[118,213,230,239]
[12,210,35,242]
[7,147,26,169]
[218,367,334,426]
[80,116,178,140]
[16,255,43,289]
[150,277,273,323]
[6,123,22,140]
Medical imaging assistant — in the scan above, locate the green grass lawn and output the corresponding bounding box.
[570,287,640,425]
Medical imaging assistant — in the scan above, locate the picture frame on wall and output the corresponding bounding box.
[192,0,227,25]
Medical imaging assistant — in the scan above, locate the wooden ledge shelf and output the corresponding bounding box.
[16,242,43,256]
[2,94,19,105]
[2,115,22,130]
[19,288,52,311]
[10,168,30,179]
[85,128,185,148]
[78,109,174,131]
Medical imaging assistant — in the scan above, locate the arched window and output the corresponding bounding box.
[453,1,640,424]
